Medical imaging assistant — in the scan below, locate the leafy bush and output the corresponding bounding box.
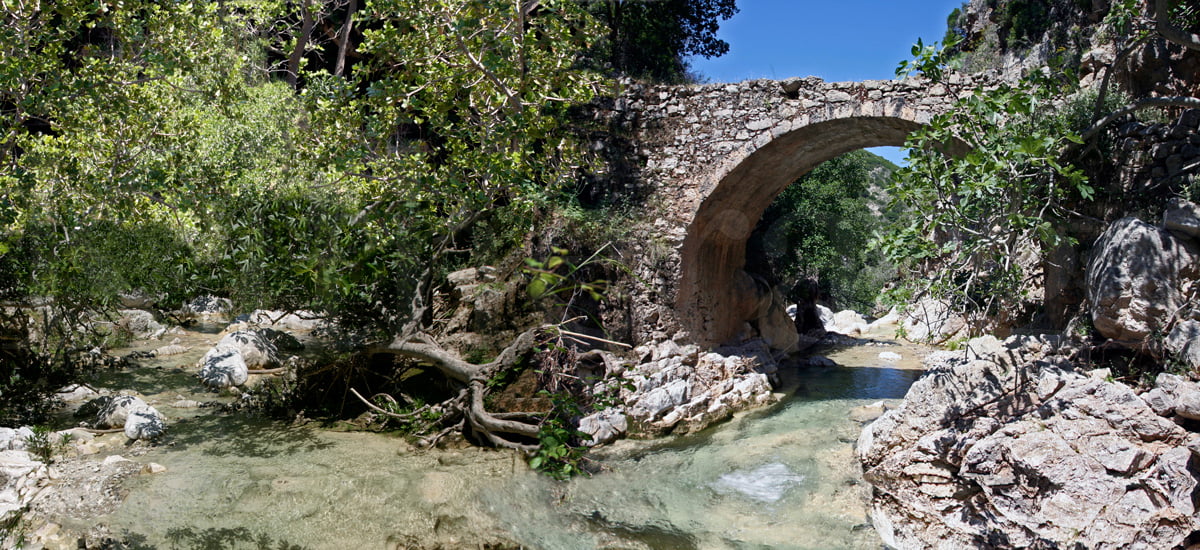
[877,50,1092,328]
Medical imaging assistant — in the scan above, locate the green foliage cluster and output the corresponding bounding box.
[997,0,1051,47]
[748,150,899,313]
[25,425,73,464]
[584,0,738,83]
[0,0,736,470]
[879,46,1096,325]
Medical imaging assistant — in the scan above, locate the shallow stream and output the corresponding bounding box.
[78,333,929,549]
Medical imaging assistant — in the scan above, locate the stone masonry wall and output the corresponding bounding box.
[587,73,993,346]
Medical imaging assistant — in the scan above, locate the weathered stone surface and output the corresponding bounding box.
[214,329,283,369]
[859,342,1196,549]
[239,309,325,332]
[115,309,165,340]
[182,295,232,318]
[0,427,33,451]
[0,449,47,524]
[124,408,166,440]
[828,310,868,335]
[83,395,151,429]
[621,339,778,435]
[1163,197,1200,239]
[1087,217,1200,341]
[901,298,967,344]
[755,289,799,352]
[1165,320,1200,370]
[117,289,163,309]
[199,347,249,388]
[578,409,628,446]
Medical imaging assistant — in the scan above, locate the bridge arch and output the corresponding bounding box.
[609,76,981,347]
[675,115,924,345]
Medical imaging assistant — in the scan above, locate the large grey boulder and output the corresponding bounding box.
[78,395,165,439]
[1087,217,1200,342]
[199,347,249,388]
[241,309,324,332]
[116,309,165,340]
[214,329,284,369]
[755,289,799,352]
[859,339,1197,549]
[124,408,166,440]
[901,298,966,344]
[828,309,869,335]
[84,395,152,429]
[578,409,628,446]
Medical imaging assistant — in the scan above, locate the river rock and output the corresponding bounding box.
[578,409,628,446]
[0,427,33,452]
[1086,217,1200,342]
[82,395,152,429]
[116,309,166,339]
[214,329,284,369]
[124,408,166,440]
[828,310,869,335]
[756,289,800,352]
[240,309,325,332]
[181,295,233,320]
[199,347,249,388]
[622,339,778,435]
[55,384,98,403]
[859,344,1197,549]
[117,289,163,309]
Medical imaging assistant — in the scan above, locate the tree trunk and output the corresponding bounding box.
[287,0,317,89]
[334,0,356,77]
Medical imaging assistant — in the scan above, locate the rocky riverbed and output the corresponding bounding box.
[2,306,938,549]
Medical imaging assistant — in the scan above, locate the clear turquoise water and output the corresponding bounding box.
[96,338,926,549]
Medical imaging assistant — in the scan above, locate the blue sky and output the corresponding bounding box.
[686,0,966,164]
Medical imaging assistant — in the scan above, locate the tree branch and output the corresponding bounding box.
[1081,96,1200,142]
[1155,0,1200,51]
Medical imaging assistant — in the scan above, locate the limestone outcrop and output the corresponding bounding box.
[859,336,1199,549]
[1086,216,1200,342]
[617,339,778,436]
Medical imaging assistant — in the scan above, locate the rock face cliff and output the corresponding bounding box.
[950,0,1199,98]
[858,2,1200,546]
[860,337,1200,549]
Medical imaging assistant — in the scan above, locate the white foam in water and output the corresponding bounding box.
[711,462,805,503]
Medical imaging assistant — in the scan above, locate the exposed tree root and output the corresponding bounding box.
[363,327,549,452]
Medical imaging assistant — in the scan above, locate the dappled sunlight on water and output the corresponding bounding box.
[92,330,929,549]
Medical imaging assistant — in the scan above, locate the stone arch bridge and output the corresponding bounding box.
[597,74,989,348]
